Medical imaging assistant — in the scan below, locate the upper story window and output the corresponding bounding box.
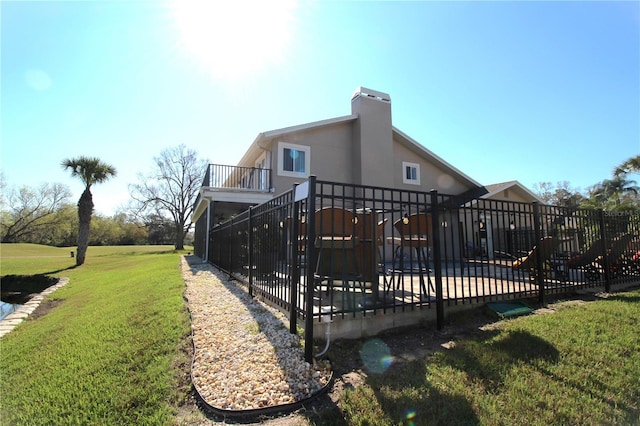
[278,142,310,178]
[402,161,421,185]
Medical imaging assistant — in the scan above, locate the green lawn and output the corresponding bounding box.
[329,291,640,426]
[0,244,192,425]
[2,244,639,425]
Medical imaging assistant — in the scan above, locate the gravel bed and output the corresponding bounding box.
[182,257,332,411]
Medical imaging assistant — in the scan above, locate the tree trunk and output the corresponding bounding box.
[175,223,185,250]
[76,188,94,266]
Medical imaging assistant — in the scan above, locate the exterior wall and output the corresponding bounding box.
[193,211,208,258]
[392,139,474,195]
[231,88,479,200]
[269,122,355,192]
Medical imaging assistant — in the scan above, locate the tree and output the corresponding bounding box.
[47,204,79,247]
[533,181,585,207]
[1,183,71,243]
[111,212,148,245]
[129,145,207,250]
[62,156,117,265]
[588,175,639,209]
[614,154,640,177]
[144,214,178,245]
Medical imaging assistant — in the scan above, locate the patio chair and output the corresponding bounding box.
[386,213,434,296]
[313,207,362,296]
[567,238,605,281]
[376,218,390,289]
[513,236,563,282]
[631,249,640,277]
[600,233,634,278]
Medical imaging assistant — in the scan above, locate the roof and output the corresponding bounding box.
[237,113,483,192]
[392,127,483,189]
[237,114,358,166]
[482,181,544,203]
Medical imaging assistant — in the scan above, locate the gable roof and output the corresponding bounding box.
[237,113,483,192]
[237,114,358,166]
[482,180,544,203]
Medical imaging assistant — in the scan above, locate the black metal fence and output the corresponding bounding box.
[208,176,640,361]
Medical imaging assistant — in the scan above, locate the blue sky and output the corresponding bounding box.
[2,0,639,215]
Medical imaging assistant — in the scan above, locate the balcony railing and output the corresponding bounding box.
[202,164,272,192]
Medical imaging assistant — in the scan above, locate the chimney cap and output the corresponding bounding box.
[352,87,391,103]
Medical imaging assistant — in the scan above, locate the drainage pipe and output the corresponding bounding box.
[315,322,331,358]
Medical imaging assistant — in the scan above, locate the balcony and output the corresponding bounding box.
[193,164,274,221]
[202,164,272,192]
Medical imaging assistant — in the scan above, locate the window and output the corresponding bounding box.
[278,142,310,178]
[402,162,420,185]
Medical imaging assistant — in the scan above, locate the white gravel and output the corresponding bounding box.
[181,257,332,411]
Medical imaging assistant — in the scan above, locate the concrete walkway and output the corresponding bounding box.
[0,277,69,338]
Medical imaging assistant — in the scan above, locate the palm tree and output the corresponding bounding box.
[590,175,639,208]
[614,154,640,177]
[62,156,117,265]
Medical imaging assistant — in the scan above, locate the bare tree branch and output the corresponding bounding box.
[1,183,72,243]
[128,145,208,250]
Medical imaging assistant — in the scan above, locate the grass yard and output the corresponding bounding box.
[1,243,639,425]
[0,244,192,425]
[325,290,640,426]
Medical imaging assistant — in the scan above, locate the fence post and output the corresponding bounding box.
[598,209,611,292]
[532,202,545,305]
[289,184,300,334]
[304,176,317,363]
[248,207,254,297]
[430,190,445,330]
[228,216,234,281]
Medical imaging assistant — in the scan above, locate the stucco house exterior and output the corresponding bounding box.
[193,87,541,259]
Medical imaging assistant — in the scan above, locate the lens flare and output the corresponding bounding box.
[359,338,393,374]
[405,410,417,425]
[169,0,297,82]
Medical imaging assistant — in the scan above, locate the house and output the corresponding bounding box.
[192,87,541,260]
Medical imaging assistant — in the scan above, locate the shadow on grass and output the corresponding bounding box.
[440,330,559,394]
[321,322,559,424]
[604,293,640,304]
[371,358,479,425]
[1,273,69,304]
[43,265,78,275]
[1,274,59,293]
[322,336,480,425]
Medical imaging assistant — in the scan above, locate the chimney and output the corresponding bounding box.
[351,87,394,187]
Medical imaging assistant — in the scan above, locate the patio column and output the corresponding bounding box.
[204,200,211,263]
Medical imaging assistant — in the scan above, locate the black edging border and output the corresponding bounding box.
[192,364,334,420]
[182,257,334,421]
